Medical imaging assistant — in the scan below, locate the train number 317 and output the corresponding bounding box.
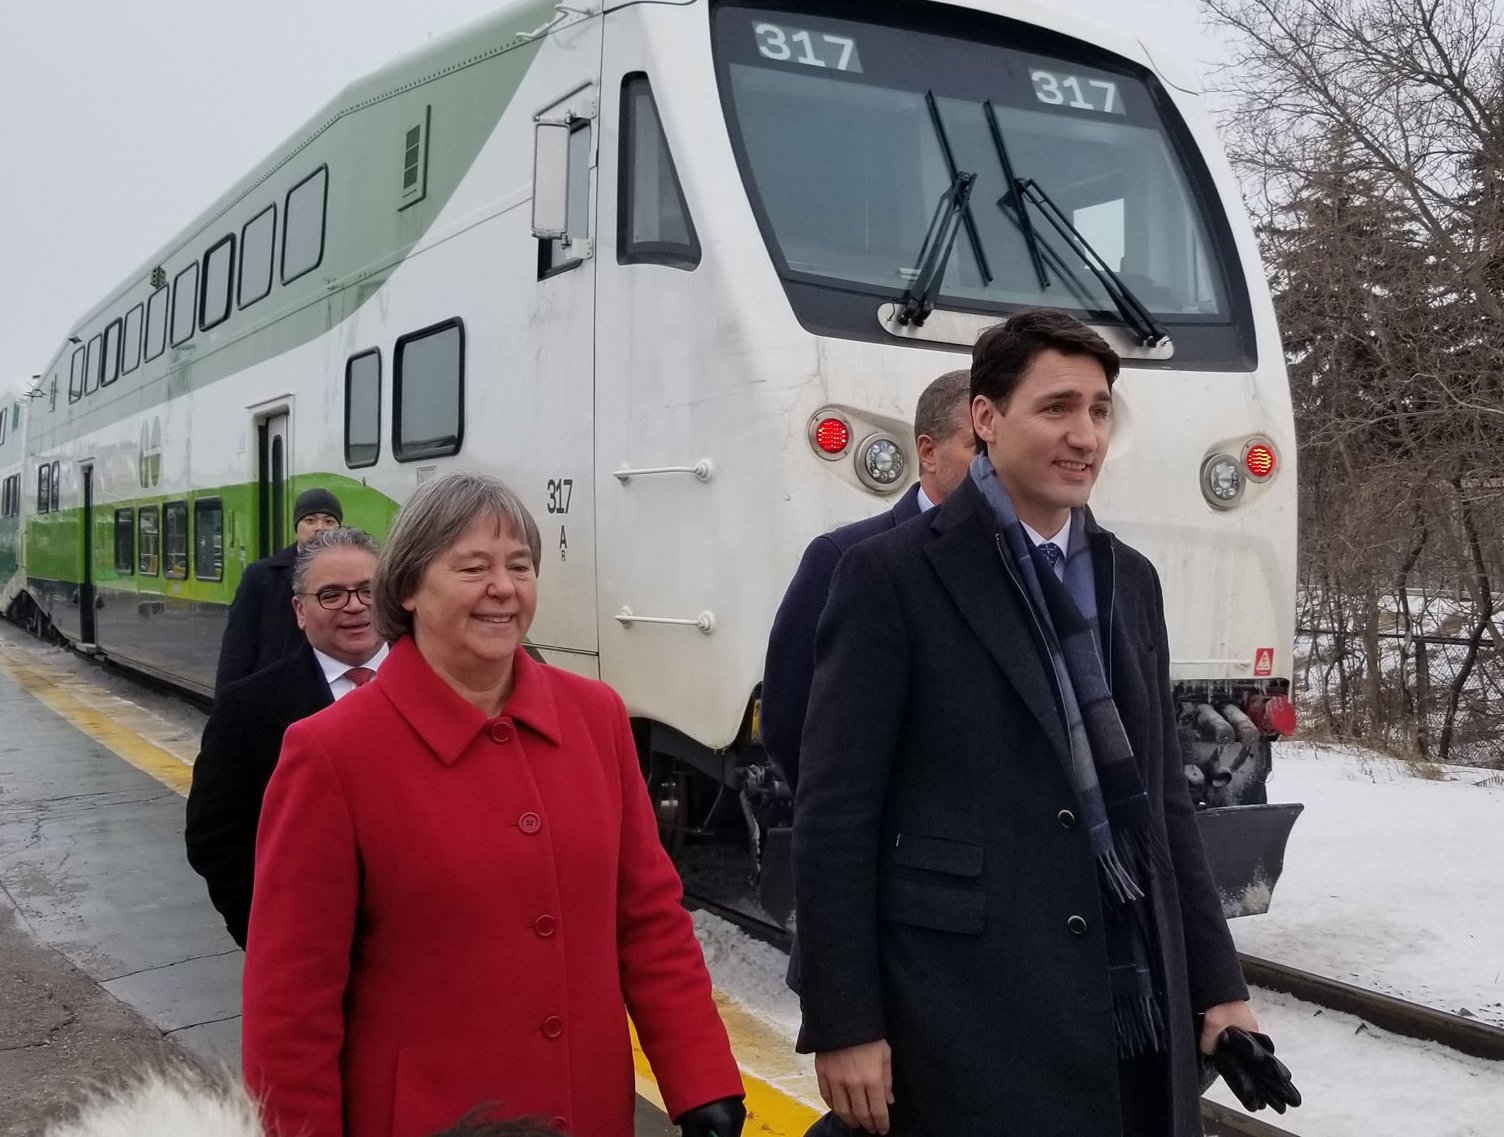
[546,478,573,515]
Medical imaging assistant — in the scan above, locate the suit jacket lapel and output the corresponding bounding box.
[923,483,1071,763]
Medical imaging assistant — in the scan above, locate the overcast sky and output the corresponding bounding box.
[1,0,1223,395]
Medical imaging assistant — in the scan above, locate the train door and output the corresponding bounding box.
[522,51,602,677]
[257,411,290,557]
[79,463,96,645]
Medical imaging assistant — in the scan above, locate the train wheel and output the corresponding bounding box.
[649,765,690,861]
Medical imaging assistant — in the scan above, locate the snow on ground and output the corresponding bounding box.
[694,739,1504,1136]
[1237,741,1504,1028]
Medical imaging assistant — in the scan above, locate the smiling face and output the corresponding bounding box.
[972,347,1112,535]
[293,546,381,667]
[401,516,538,695]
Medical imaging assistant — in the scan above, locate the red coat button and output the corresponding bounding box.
[489,720,514,744]
[533,914,557,937]
[541,1015,563,1039]
[518,811,542,835]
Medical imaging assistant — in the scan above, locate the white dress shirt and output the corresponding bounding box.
[313,641,391,701]
[1021,515,1072,581]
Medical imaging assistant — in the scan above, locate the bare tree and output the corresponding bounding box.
[1206,0,1504,763]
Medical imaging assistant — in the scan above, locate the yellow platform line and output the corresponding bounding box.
[0,635,822,1130]
[0,642,194,795]
[633,994,821,1135]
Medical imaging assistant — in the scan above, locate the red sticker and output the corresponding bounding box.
[1253,648,1274,677]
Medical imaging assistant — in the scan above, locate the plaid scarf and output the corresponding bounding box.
[970,455,1167,1056]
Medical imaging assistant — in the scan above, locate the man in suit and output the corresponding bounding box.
[761,369,974,792]
[186,526,386,947]
[214,487,344,692]
[793,310,1260,1137]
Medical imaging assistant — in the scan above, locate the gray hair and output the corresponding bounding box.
[373,472,542,643]
[291,527,380,594]
[913,369,973,444]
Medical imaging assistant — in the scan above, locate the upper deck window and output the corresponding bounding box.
[239,205,276,308]
[283,166,328,284]
[171,264,198,346]
[711,1,1252,367]
[201,234,235,330]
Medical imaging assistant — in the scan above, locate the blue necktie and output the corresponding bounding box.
[1037,541,1063,571]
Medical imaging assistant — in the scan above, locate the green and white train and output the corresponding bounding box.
[12,0,1302,917]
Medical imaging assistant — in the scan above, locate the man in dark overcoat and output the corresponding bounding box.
[792,310,1259,1137]
[214,487,343,692]
[187,527,386,947]
[762,369,975,792]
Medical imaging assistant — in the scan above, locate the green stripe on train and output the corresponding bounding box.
[24,474,400,602]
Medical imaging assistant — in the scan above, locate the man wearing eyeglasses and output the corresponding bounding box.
[187,527,386,948]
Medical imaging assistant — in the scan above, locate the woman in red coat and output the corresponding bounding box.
[242,472,745,1137]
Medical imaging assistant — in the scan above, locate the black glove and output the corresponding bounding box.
[676,1096,747,1137]
[1212,1026,1302,1114]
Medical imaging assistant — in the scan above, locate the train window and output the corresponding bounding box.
[84,335,102,396]
[619,76,701,269]
[122,304,143,375]
[538,123,592,277]
[138,505,160,576]
[400,107,430,207]
[200,235,235,331]
[163,500,189,580]
[282,166,328,284]
[102,319,123,386]
[393,319,464,461]
[114,509,134,574]
[239,205,276,308]
[50,462,59,512]
[35,466,48,513]
[193,499,223,580]
[49,375,57,412]
[345,350,381,468]
[68,348,85,403]
[144,286,169,360]
[171,264,198,346]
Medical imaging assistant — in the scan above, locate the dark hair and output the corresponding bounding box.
[912,369,973,445]
[291,527,380,594]
[425,1109,567,1137]
[970,309,1120,412]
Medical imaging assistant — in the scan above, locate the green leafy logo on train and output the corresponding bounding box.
[138,418,162,488]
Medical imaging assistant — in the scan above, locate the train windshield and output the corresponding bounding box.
[712,2,1253,365]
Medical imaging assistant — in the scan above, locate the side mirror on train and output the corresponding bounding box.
[532,120,571,239]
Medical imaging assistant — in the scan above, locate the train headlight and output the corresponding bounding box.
[1201,453,1243,509]
[855,433,905,492]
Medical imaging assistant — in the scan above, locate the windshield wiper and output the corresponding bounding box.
[927,92,992,288]
[1012,178,1172,349]
[896,169,977,327]
[982,100,1049,292]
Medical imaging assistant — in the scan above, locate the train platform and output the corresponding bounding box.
[0,626,812,1136]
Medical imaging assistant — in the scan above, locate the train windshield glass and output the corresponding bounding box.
[712,3,1249,356]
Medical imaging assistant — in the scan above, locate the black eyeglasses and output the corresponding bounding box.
[300,585,373,610]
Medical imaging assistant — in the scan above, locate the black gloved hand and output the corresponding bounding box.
[676,1096,747,1137]
[1212,1026,1302,1114]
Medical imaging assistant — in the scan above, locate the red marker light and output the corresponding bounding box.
[813,417,851,456]
[1245,442,1276,479]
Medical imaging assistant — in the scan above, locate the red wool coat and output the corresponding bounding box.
[241,637,743,1137]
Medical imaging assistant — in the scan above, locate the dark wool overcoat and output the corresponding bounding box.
[762,482,923,791]
[793,475,1247,1137]
[185,643,332,947]
[214,543,301,693]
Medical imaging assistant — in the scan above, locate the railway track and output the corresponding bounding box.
[686,890,1504,1137]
